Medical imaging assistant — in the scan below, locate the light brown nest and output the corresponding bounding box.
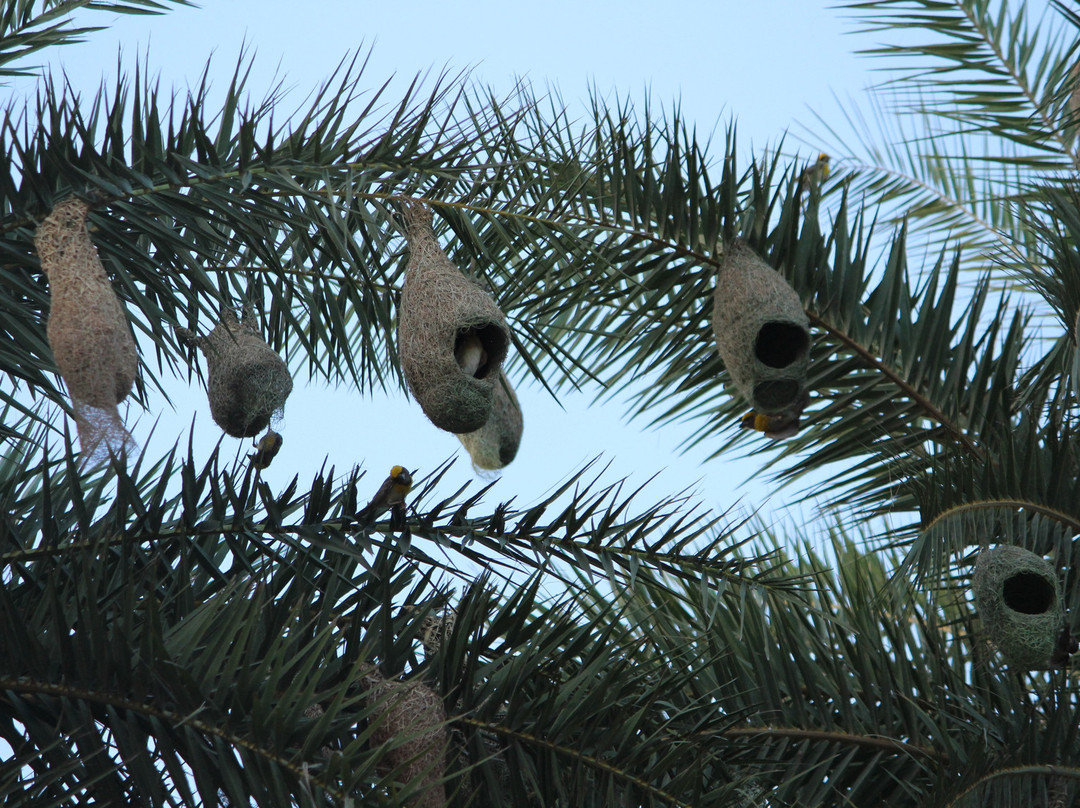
[711,240,811,413]
[35,197,138,462]
[396,199,509,434]
[177,304,292,438]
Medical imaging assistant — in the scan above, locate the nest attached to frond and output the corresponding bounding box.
[177,305,293,438]
[365,671,447,808]
[711,240,811,413]
[973,544,1064,670]
[35,197,138,462]
[397,199,509,434]
[455,371,522,471]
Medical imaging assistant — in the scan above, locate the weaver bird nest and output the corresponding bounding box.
[34,197,138,463]
[397,199,509,434]
[712,240,811,413]
[364,670,447,808]
[177,304,292,438]
[973,544,1064,670]
[455,371,523,471]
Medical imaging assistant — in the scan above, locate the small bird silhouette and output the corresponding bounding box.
[799,152,830,190]
[357,465,414,524]
[1051,626,1078,668]
[249,429,283,470]
[740,391,811,441]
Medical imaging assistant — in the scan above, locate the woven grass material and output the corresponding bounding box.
[455,371,522,471]
[365,671,447,808]
[35,197,138,462]
[711,240,811,413]
[397,199,509,434]
[177,305,292,438]
[973,544,1064,670]
[419,609,457,656]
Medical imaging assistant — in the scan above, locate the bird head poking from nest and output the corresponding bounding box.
[396,197,511,433]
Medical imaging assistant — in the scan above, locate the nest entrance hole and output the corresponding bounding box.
[755,322,810,369]
[454,323,508,380]
[1003,572,1055,615]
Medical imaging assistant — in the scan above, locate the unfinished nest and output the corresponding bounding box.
[177,305,292,438]
[365,671,447,808]
[397,199,509,434]
[711,240,811,413]
[35,197,138,462]
[973,545,1064,670]
[455,371,522,471]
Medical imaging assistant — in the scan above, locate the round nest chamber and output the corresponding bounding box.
[177,304,293,439]
[364,670,447,808]
[973,544,1065,670]
[396,199,510,434]
[711,240,811,413]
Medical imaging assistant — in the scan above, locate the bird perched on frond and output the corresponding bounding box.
[357,465,413,523]
[798,152,830,194]
[249,429,283,470]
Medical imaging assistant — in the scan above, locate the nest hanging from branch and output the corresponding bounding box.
[711,240,811,413]
[34,197,138,463]
[177,305,293,438]
[365,670,447,808]
[455,371,523,471]
[396,199,509,434]
[973,544,1064,670]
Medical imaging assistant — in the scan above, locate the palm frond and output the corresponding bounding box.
[0,1,193,80]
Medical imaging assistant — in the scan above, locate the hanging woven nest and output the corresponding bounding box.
[177,305,292,438]
[365,671,447,808]
[455,371,523,471]
[973,544,1064,670]
[34,197,138,462]
[711,240,811,413]
[397,199,510,434]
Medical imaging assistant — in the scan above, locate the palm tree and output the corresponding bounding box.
[2,0,1080,805]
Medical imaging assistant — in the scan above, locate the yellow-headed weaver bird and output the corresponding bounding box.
[740,391,811,441]
[358,465,413,521]
[249,429,283,470]
[799,152,830,192]
[740,410,803,440]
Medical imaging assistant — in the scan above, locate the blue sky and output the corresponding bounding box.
[10,1,887,538]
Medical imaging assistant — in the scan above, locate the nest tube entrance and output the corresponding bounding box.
[712,241,811,413]
[456,371,523,471]
[397,199,511,433]
[973,545,1065,669]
